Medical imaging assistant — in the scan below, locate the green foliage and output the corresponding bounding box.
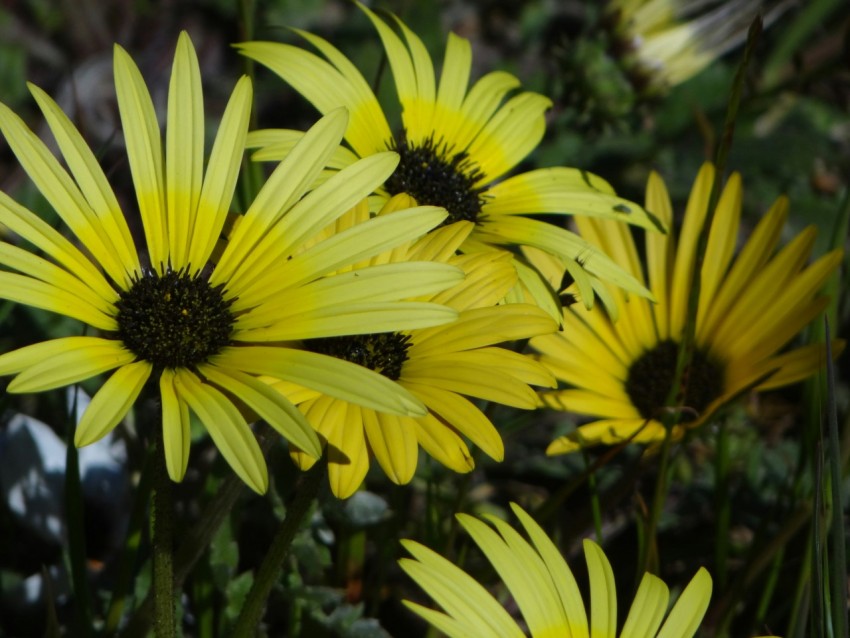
[0,1,847,636]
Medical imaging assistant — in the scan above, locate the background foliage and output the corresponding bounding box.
[0,0,848,636]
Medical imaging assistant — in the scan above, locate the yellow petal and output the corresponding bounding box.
[645,171,674,340]
[363,409,418,485]
[399,539,522,638]
[669,163,713,340]
[474,216,653,304]
[160,368,191,482]
[402,356,539,409]
[236,34,390,157]
[305,396,368,499]
[239,301,458,343]
[620,573,669,638]
[0,272,116,330]
[0,100,130,285]
[232,207,450,308]
[0,242,115,315]
[458,71,520,149]
[213,346,426,417]
[166,32,204,270]
[512,503,589,637]
[413,412,474,473]
[541,389,639,419]
[722,249,841,356]
[431,251,517,311]
[174,368,268,494]
[75,361,152,447]
[211,107,349,286]
[190,74,251,271]
[390,11,436,133]
[357,3,420,132]
[27,83,139,284]
[198,363,321,458]
[414,304,558,357]
[478,513,569,636]
[699,195,788,338]
[114,43,168,271]
[434,33,471,128]
[404,381,503,461]
[468,92,550,182]
[584,539,617,638]
[0,336,121,379]
[696,173,741,328]
[655,568,712,638]
[222,149,401,293]
[0,191,116,303]
[9,340,135,393]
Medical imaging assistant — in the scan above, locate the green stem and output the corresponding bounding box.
[230,461,326,637]
[639,426,673,576]
[583,449,603,543]
[152,424,176,638]
[120,425,277,638]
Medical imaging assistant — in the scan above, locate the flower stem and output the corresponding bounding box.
[119,425,277,638]
[152,424,175,638]
[230,461,326,637]
[640,425,673,576]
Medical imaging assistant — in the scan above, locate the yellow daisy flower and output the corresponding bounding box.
[0,33,464,493]
[400,502,715,638]
[270,196,558,498]
[530,163,844,454]
[236,2,666,311]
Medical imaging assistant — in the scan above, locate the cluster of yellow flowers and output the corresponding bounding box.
[0,2,837,636]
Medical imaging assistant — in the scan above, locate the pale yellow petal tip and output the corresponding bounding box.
[546,435,581,456]
[290,445,322,471]
[112,42,137,73]
[457,456,476,472]
[691,566,713,594]
[582,537,602,555]
[175,30,194,52]
[74,429,95,449]
[162,420,190,482]
[300,432,324,460]
[251,478,269,495]
[489,442,505,463]
[74,418,116,448]
[244,462,270,495]
[330,469,364,500]
[165,451,188,483]
[232,74,254,99]
[401,393,429,418]
[399,538,422,555]
[322,105,351,130]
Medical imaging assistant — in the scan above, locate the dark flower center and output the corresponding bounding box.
[385,134,486,225]
[624,339,724,421]
[116,268,234,369]
[305,333,412,381]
